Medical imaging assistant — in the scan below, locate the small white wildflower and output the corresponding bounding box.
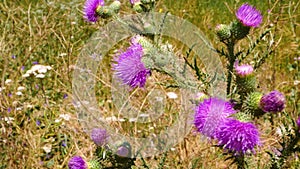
[15,91,23,96]
[59,53,67,57]
[71,21,76,25]
[38,67,48,74]
[12,101,18,106]
[170,147,176,151]
[3,117,14,124]
[0,87,5,92]
[59,114,71,121]
[105,116,117,122]
[22,73,30,78]
[166,92,178,99]
[26,104,34,109]
[17,86,26,91]
[5,79,12,84]
[129,118,137,122]
[55,119,61,123]
[36,74,45,78]
[42,144,52,153]
[118,118,126,122]
[139,114,150,118]
[16,107,23,111]
[24,64,52,76]
[294,80,300,85]
[31,65,42,72]
[46,66,52,70]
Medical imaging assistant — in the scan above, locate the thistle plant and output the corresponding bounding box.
[70,0,299,168]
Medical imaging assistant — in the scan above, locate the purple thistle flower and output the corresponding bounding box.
[260,90,286,113]
[113,39,151,88]
[32,61,38,65]
[68,156,87,169]
[234,60,253,77]
[12,55,16,59]
[84,0,105,22]
[236,3,263,27]
[216,118,260,155]
[90,128,109,146]
[297,116,300,128]
[194,97,236,138]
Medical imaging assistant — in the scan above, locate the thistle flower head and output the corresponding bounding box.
[84,0,105,22]
[90,128,109,146]
[113,37,151,88]
[260,90,286,113]
[194,97,236,138]
[234,60,254,77]
[68,156,87,169]
[236,3,263,27]
[297,116,300,128]
[109,1,121,13]
[216,118,260,155]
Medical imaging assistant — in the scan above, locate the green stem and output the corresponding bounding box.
[226,42,235,95]
[236,154,246,169]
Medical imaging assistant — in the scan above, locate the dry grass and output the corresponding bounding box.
[0,0,299,168]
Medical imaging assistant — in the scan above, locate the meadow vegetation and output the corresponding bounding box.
[0,0,299,168]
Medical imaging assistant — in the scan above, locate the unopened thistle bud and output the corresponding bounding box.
[233,111,253,122]
[215,24,231,41]
[260,90,286,113]
[87,160,101,169]
[96,5,113,18]
[133,2,143,13]
[245,92,263,116]
[230,21,250,41]
[109,1,121,13]
[235,60,256,98]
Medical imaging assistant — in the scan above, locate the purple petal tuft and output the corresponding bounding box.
[113,38,151,88]
[194,97,236,139]
[236,3,263,27]
[84,0,105,22]
[216,118,260,155]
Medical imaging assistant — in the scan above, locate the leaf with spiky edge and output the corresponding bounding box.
[215,48,229,58]
[240,29,271,62]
